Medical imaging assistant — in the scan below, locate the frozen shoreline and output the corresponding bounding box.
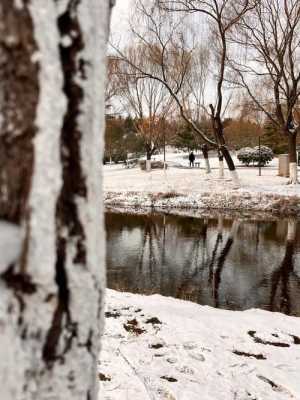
[105,189,300,216]
[99,289,300,400]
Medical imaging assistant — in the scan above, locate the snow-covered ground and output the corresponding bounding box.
[99,289,300,400]
[104,153,300,215]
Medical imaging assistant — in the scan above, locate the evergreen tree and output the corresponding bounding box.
[262,119,288,154]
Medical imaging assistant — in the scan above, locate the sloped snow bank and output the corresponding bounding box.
[105,190,300,216]
[99,289,300,400]
[104,164,300,215]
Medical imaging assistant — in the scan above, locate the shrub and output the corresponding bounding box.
[237,146,273,166]
[236,147,254,166]
[139,160,168,170]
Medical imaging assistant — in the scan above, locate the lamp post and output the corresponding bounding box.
[163,130,166,170]
[258,135,262,176]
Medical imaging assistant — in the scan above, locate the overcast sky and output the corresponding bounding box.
[111,0,132,39]
[108,0,233,112]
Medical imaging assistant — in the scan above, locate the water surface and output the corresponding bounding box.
[106,212,300,316]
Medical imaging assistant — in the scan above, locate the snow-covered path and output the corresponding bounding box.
[104,156,300,197]
[99,290,300,400]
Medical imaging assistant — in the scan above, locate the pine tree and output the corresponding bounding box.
[262,119,288,154]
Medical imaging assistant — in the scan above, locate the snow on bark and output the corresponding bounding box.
[0,1,111,399]
[27,0,66,289]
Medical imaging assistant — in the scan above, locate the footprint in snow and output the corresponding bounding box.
[176,365,195,375]
[189,351,205,362]
[183,341,198,350]
[166,357,178,364]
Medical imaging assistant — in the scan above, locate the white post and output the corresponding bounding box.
[146,159,151,172]
[289,162,298,184]
[219,159,224,179]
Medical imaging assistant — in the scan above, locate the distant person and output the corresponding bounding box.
[189,151,195,167]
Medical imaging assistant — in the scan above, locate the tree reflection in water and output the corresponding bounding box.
[270,218,296,315]
[105,212,300,316]
[208,215,224,285]
[212,220,240,308]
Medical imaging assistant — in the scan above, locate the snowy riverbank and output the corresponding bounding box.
[104,158,300,215]
[99,289,300,400]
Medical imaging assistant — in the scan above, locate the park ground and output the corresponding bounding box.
[99,289,300,400]
[104,153,300,215]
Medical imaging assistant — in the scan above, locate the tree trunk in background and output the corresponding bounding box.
[201,145,211,174]
[146,150,152,171]
[220,145,240,188]
[218,152,224,179]
[288,132,298,184]
[0,1,111,399]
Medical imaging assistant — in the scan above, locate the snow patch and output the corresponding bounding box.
[100,289,300,400]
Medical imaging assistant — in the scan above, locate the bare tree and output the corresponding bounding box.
[116,45,174,170]
[105,55,124,114]
[158,1,259,185]
[182,44,211,122]
[113,0,258,187]
[229,0,300,183]
[0,1,113,398]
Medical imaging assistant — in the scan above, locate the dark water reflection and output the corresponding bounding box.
[105,212,300,316]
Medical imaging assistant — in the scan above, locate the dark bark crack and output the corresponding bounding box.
[43,0,89,366]
[56,0,88,265]
[1,264,37,326]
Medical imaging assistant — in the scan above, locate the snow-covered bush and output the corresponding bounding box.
[237,146,273,166]
[237,147,254,166]
[253,146,274,165]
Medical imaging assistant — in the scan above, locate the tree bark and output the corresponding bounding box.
[0,1,111,399]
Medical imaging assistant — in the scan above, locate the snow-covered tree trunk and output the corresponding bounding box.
[146,160,152,171]
[0,1,112,399]
[201,145,211,174]
[218,153,224,179]
[146,149,152,171]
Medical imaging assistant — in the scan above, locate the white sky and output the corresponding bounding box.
[111,0,132,39]
[109,0,239,115]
